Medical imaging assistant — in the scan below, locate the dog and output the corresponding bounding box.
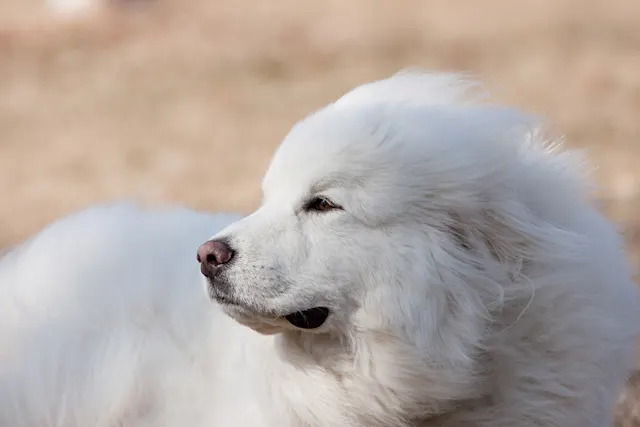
[0,70,637,427]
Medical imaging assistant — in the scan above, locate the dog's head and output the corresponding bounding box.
[197,70,589,420]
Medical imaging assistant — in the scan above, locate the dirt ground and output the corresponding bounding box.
[0,0,639,424]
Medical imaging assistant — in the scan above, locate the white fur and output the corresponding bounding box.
[0,70,638,427]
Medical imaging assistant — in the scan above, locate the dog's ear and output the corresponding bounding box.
[446,210,531,281]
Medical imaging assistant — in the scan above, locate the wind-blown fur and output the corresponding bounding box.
[0,70,638,427]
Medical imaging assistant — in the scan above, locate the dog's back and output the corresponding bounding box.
[0,204,242,427]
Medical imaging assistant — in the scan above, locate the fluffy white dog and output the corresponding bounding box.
[0,70,638,427]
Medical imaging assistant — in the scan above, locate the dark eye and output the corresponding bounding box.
[305,197,340,212]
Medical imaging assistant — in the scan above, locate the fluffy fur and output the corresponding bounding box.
[0,70,638,427]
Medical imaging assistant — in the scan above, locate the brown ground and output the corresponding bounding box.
[0,0,639,424]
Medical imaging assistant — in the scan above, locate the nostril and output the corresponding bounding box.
[206,253,218,266]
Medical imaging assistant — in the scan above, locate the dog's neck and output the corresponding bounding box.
[248,329,486,427]
[257,331,361,426]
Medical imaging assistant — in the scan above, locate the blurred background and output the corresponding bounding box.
[0,0,638,424]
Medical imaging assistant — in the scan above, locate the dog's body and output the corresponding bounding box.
[0,71,638,427]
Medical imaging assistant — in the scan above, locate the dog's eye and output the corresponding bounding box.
[305,197,341,213]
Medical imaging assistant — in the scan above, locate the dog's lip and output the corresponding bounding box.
[207,285,244,307]
[208,284,330,330]
[212,293,238,305]
[283,307,330,329]
[211,294,251,311]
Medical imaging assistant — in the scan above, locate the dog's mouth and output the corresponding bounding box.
[283,307,330,329]
[210,285,330,330]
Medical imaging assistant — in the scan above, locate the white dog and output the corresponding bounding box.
[0,70,638,427]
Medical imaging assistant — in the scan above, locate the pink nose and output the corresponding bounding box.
[197,240,235,268]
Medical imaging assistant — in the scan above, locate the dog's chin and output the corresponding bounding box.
[216,302,284,335]
[231,316,284,336]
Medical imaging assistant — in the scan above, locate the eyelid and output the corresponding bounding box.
[317,196,343,210]
[304,195,323,210]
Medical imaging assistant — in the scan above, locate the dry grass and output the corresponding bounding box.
[0,0,638,424]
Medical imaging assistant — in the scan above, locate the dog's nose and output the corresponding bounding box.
[197,240,235,275]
